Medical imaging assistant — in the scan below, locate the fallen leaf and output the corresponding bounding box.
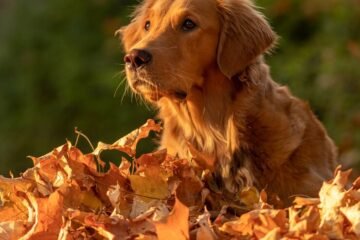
[130,196,168,221]
[220,209,287,238]
[239,186,260,207]
[289,206,320,235]
[93,119,161,157]
[196,210,216,240]
[176,176,203,207]
[155,197,190,240]
[27,190,64,240]
[293,197,320,207]
[129,175,169,201]
[0,120,359,240]
[0,221,28,240]
[340,202,360,236]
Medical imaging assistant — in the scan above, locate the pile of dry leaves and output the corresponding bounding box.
[0,120,359,240]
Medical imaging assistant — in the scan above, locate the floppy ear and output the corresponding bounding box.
[217,0,277,78]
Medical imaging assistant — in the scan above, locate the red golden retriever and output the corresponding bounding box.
[119,0,337,204]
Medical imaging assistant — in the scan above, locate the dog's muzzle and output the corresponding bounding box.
[124,49,152,70]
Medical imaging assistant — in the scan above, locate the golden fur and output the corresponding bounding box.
[120,0,337,204]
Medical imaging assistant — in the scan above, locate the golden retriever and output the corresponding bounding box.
[119,0,337,204]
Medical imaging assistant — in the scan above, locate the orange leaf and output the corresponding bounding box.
[155,197,190,240]
[93,119,161,157]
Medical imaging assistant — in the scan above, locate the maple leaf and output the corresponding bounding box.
[0,221,28,240]
[0,120,359,240]
[155,197,190,240]
[239,186,260,207]
[195,210,216,240]
[288,206,320,236]
[318,168,351,239]
[27,190,64,240]
[129,175,169,201]
[220,208,287,238]
[65,209,130,240]
[175,175,203,208]
[340,202,360,237]
[93,119,161,157]
[0,177,33,223]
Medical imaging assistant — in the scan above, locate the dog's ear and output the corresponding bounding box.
[217,0,277,78]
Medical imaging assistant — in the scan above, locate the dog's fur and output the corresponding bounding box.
[120,0,337,204]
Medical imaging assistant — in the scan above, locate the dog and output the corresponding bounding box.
[119,0,337,204]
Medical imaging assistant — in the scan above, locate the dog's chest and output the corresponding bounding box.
[160,102,237,164]
[162,100,263,191]
[162,115,257,192]
[163,117,226,160]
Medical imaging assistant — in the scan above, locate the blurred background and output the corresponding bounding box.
[0,0,359,176]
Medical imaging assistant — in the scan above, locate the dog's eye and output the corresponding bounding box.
[144,21,151,31]
[182,19,196,31]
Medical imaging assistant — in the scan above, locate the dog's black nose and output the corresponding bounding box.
[124,49,152,69]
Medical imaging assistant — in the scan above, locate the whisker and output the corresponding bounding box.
[114,77,127,98]
[130,90,135,102]
[112,71,124,79]
[121,84,130,103]
[113,62,126,67]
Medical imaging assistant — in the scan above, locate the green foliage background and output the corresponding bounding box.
[0,0,359,176]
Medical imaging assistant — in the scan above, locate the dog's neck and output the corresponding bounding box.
[157,57,308,192]
[157,58,271,158]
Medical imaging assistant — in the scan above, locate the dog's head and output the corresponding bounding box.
[119,0,276,102]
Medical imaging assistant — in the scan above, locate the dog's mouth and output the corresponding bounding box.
[131,79,187,102]
[131,79,162,101]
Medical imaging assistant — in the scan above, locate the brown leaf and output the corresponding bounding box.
[0,221,28,240]
[93,119,161,157]
[29,192,64,240]
[136,149,167,167]
[1,121,360,240]
[289,206,320,235]
[239,186,260,207]
[176,176,203,207]
[130,196,169,221]
[220,209,287,238]
[129,175,169,201]
[340,202,360,237]
[66,209,130,240]
[155,197,190,240]
[293,197,320,207]
[261,227,281,240]
[0,180,30,223]
[196,210,216,240]
[129,219,157,238]
[318,168,350,239]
